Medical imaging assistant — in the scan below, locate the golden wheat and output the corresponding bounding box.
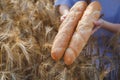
[0,0,119,80]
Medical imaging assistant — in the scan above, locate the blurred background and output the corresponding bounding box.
[0,0,119,80]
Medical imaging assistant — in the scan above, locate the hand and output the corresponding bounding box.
[60,13,68,22]
[59,5,69,22]
[91,19,105,34]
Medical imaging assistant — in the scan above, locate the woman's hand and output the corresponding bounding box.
[91,19,105,34]
[92,18,120,34]
[60,13,68,22]
[59,5,70,22]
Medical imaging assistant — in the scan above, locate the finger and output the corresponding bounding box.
[94,19,104,27]
[60,17,64,22]
[60,15,67,22]
[93,21,101,26]
[91,26,101,35]
[60,17,65,22]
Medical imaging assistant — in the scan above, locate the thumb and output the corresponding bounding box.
[94,20,101,26]
[60,14,67,22]
[94,19,104,26]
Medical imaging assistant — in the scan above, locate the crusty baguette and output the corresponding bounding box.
[51,1,87,61]
[64,1,101,65]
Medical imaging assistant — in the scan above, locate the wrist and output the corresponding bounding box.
[63,10,69,15]
[101,19,105,27]
[102,20,111,29]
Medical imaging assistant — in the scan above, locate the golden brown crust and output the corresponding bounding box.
[64,1,101,65]
[51,1,87,61]
[64,48,76,65]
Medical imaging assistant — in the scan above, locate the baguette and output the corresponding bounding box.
[64,1,102,65]
[51,1,87,61]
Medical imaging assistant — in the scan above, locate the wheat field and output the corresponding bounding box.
[0,0,120,80]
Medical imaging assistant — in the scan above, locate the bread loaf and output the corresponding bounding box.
[51,1,87,61]
[64,1,101,65]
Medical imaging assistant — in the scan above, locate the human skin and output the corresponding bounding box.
[59,5,120,33]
